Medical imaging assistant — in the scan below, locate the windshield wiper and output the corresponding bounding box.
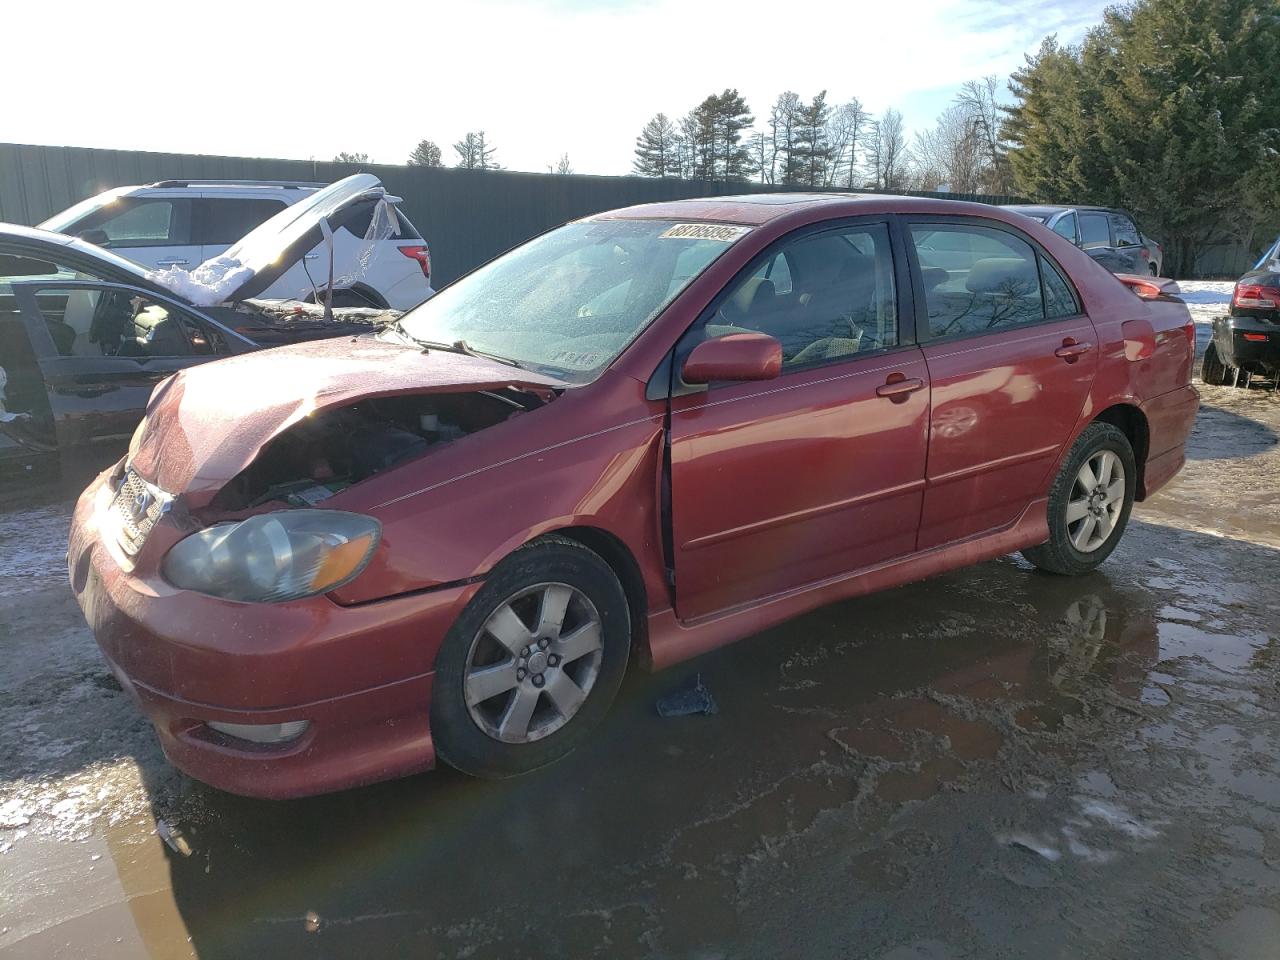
[385,319,522,368]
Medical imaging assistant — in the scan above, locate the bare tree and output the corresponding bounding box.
[825,98,869,188]
[333,151,370,164]
[549,153,574,175]
[955,76,1013,193]
[912,104,985,192]
[866,109,910,190]
[767,91,802,185]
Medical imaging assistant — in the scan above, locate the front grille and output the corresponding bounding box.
[110,469,170,556]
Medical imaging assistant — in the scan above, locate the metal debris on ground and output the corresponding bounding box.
[656,673,718,717]
[156,819,193,857]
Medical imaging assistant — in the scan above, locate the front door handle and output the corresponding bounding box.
[155,258,188,267]
[876,373,926,403]
[1054,338,1094,363]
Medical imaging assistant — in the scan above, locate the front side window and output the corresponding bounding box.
[911,224,1044,337]
[1052,212,1079,244]
[1079,213,1111,249]
[396,219,746,383]
[30,287,198,358]
[695,223,898,369]
[71,198,188,248]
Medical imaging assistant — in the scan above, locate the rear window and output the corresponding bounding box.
[342,201,423,241]
[1110,213,1141,246]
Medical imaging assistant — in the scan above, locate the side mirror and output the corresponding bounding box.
[76,228,110,246]
[682,332,782,385]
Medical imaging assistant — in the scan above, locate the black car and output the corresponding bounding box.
[1002,205,1162,276]
[1203,235,1280,387]
[0,176,400,464]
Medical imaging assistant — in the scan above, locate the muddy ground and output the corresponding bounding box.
[2,329,1279,956]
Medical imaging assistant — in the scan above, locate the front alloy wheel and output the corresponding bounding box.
[464,583,604,744]
[431,536,630,778]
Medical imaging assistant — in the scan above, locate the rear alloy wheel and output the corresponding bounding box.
[1201,343,1230,386]
[1022,422,1136,576]
[431,537,630,778]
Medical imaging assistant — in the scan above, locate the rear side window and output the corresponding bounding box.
[1110,213,1141,246]
[910,224,1043,337]
[1079,213,1110,249]
[1041,257,1079,319]
[195,198,286,245]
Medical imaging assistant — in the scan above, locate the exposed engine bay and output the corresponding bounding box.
[212,390,546,511]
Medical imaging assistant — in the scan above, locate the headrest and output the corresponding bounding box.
[724,276,775,319]
[965,257,1039,295]
[921,267,948,291]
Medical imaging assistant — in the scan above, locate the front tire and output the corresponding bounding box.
[431,537,630,778]
[1022,423,1136,576]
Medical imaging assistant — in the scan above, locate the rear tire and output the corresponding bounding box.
[1022,423,1136,576]
[430,536,630,779]
[1201,343,1230,386]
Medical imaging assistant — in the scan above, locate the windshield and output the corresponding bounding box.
[393,218,748,383]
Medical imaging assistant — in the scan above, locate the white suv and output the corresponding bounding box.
[38,180,434,310]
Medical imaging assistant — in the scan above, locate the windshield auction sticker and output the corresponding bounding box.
[659,223,751,242]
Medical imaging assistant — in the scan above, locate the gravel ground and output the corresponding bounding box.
[1,284,1278,959]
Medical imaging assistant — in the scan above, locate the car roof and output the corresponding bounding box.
[598,192,1019,227]
[0,222,153,279]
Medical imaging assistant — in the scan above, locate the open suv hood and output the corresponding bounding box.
[127,335,564,505]
[147,174,394,307]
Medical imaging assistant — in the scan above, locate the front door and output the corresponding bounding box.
[668,220,929,621]
[906,220,1098,549]
[14,282,224,448]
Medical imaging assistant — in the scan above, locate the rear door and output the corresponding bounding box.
[1108,212,1146,274]
[1079,211,1124,274]
[13,281,230,449]
[667,219,929,620]
[906,219,1098,549]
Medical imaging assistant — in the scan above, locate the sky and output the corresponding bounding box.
[7,0,1112,176]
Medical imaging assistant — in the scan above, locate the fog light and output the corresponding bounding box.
[206,720,310,744]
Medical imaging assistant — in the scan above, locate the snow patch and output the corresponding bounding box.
[147,255,255,307]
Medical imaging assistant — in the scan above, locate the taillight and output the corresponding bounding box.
[1243,333,1269,342]
[398,244,431,279]
[1233,283,1280,309]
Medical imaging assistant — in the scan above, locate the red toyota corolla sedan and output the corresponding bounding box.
[67,194,1198,798]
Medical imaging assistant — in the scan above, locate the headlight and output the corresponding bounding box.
[162,510,381,603]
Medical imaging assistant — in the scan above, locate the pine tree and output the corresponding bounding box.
[1005,0,1280,275]
[407,140,443,167]
[793,91,832,187]
[453,131,499,170]
[633,113,679,177]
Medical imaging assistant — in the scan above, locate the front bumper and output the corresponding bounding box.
[68,469,481,798]
[1213,315,1280,370]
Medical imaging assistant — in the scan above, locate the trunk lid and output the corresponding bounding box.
[128,336,564,504]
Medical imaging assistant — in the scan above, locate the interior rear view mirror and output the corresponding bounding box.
[76,229,110,246]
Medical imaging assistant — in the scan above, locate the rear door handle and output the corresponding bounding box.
[876,374,926,402]
[1054,338,1094,363]
[155,258,188,267]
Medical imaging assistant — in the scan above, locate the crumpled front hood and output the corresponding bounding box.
[129,336,564,504]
